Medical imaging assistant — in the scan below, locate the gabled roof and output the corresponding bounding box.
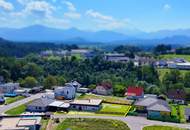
[147,100,171,112]
[96,82,113,90]
[135,97,158,107]
[167,89,186,100]
[27,98,54,107]
[125,86,143,96]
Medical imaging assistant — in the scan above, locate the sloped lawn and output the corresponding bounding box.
[5,96,25,104]
[55,118,130,130]
[5,104,26,115]
[98,103,131,116]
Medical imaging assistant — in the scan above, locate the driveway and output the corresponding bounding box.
[0,93,44,114]
[53,114,190,130]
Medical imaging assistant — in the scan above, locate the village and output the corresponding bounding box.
[0,77,189,130]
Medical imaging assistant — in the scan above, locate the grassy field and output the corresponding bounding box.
[159,54,190,62]
[5,104,26,115]
[55,118,130,130]
[143,125,186,130]
[5,96,25,104]
[98,103,131,116]
[78,94,132,105]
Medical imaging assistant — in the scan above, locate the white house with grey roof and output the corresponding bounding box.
[70,99,103,111]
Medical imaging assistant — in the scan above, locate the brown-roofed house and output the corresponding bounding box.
[167,89,186,104]
[94,82,113,95]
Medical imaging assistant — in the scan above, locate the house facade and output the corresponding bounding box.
[125,86,144,99]
[185,108,190,122]
[167,89,186,104]
[70,99,103,111]
[27,98,54,112]
[54,83,76,100]
[135,97,171,118]
[0,83,19,94]
[95,82,113,95]
[104,53,130,63]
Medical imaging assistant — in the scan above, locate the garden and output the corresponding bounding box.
[54,118,130,130]
[143,125,186,130]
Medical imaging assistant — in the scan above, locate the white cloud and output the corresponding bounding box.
[63,1,76,12]
[64,12,81,19]
[86,9,129,30]
[163,4,171,10]
[63,1,81,19]
[0,0,14,11]
[86,9,113,21]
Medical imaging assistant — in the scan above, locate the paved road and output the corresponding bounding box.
[0,93,44,114]
[53,114,190,130]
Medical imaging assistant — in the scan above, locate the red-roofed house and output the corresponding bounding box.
[125,86,144,99]
[94,82,113,95]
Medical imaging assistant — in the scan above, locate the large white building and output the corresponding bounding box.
[54,83,76,100]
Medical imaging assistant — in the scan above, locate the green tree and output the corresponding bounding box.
[22,63,43,78]
[57,76,66,86]
[184,72,190,88]
[20,76,38,88]
[43,75,57,89]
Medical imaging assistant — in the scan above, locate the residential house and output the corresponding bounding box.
[104,53,130,63]
[69,81,82,89]
[26,98,54,112]
[0,117,41,130]
[95,82,113,95]
[135,97,158,112]
[29,86,43,94]
[54,83,76,100]
[154,60,167,68]
[0,94,5,104]
[70,99,103,111]
[134,55,155,66]
[185,108,190,122]
[167,89,186,104]
[14,88,31,96]
[125,86,144,99]
[0,83,19,94]
[135,97,171,118]
[147,100,171,118]
[48,100,70,112]
[40,50,53,57]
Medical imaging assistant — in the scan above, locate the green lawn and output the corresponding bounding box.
[5,96,25,104]
[55,118,130,130]
[98,103,131,116]
[78,94,132,105]
[5,104,26,115]
[143,125,186,130]
[159,54,190,62]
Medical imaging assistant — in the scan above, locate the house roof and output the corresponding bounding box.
[185,108,190,116]
[134,97,158,107]
[48,101,70,108]
[70,99,102,106]
[167,89,186,100]
[27,98,54,107]
[147,100,171,112]
[125,86,143,96]
[96,82,112,90]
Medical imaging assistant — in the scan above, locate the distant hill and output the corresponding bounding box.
[0,25,190,45]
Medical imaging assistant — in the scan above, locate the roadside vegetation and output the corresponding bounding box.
[54,118,130,130]
[143,125,186,130]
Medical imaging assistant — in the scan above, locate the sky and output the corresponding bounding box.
[0,0,189,32]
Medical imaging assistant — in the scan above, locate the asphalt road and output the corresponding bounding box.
[0,93,44,114]
[53,114,190,130]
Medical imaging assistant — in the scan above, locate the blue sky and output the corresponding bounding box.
[0,0,189,32]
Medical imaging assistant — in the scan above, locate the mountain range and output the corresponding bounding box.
[0,25,190,45]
